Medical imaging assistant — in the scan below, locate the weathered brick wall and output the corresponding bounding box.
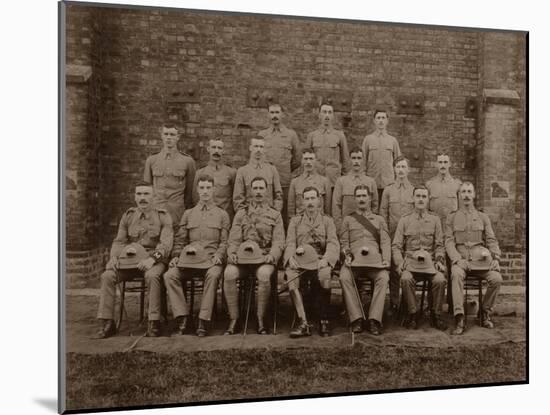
[64,4,526,286]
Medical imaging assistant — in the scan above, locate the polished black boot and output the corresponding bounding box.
[175,315,188,335]
[196,319,208,337]
[96,319,116,339]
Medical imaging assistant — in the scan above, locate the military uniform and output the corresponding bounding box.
[163,202,230,322]
[339,211,390,325]
[233,161,283,212]
[379,179,415,307]
[258,125,301,189]
[445,207,502,317]
[284,212,339,333]
[305,127,350,186]
[193,161,236,219]
[332,173,379,232]
[224,203,285,324]
[287,171,332,217]
[392,210,446,316]
[362,131,401,199]
[97,207,173,322]
[144,149,196,226]
[426,174,462,226]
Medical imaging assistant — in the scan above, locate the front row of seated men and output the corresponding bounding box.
[96,176,502,340]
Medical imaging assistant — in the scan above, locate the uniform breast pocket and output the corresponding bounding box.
[367,145,378,161]
[172,170,186,181]
[152,168,165,177]
[216,175,230,187]
[471,219,484,232]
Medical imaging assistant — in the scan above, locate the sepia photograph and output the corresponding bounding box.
[59,0,527,412]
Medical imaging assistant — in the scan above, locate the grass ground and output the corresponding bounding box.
[65,341,526,411]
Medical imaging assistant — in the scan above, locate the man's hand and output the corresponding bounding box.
[109,257,119,270]
[228,254,238,265]
[455,259,470,271]
[137,257,155,272]
[169,257,178,268]
[264,254,275,264]
[490,259,500,272]
[344,255,353,267]
[288,256,299,270]
[435,261,446,273]
[318,258,329,269]
[396,262,405,275]
[213,255,223,265]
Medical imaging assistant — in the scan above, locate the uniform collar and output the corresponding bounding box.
[396,178,410,188]
[414,208,428,219]
[270,124,285,133]
[249,159,265,169]
[320,125,334,134]
[208,160,223,170]
[460,205,477,214]
[137,207,153,219]
[375,129,387,138]
[304,210,321,223]
[356,208,372,217]
[437,173,453,182]
[349,170,363,179]
[302,170,315,178]
[198,201,215,211]
[250,201,266,211]
[160,148,178,159]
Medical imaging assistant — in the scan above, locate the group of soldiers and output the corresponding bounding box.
[95,102,503,340]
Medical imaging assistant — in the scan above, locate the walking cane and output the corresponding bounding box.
[242,273,255,336]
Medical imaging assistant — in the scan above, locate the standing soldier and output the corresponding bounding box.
[164,174,230,337]
[96,182,173,338]
[258,102,301,225]
[192,138,237,220]
[425,152,462,226]
[233,136,283,213]
[287,148,332,217]
[392,185,448,331]
[379,156,415,314]
[445,182,503,335]
[339,185,390,335]
[332,147,378,233]
[362,109,401,201]
[144,123,196,226]
[224,177,285,335]
[284,187,339,338]
[305,102,350,188]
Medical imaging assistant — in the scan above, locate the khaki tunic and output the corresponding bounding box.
[193,162,236,218]
[258,125,301,188]
[287,172,332,217]
[426,174,462,225]
[379,180,415,237]
[305,127,350,186]
[233,161,283,212]
[362,131,401,190]
[144,149,196,225]
[332,173,379,232]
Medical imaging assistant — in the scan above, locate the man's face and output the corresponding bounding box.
[374,112,388,131]
[249,138,265,160]
[160,127,179,149]
[319,104,334,126]
[394,160,409,179]
[207,139,224,161]
[135,185,153,210]
[355,189,370,210]
[197,180,214,203]
[459,183,476,206]
[302,152,316,173]
[437,155,450,175]
[303,190,319,211]
[268,105,282,126]
[350,151,363,171]
[413,189,429,210]
[251,179,267,203]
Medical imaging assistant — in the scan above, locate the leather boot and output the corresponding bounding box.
[430,312,448,331]
[351,318,364,334]
[404,313,417,330]
[196,319,207,337]
[96,319,116,339]
[257,316,267,334]
[289,289,307,322]
[452,313,465,335]
[481,310,494,329]
[289,319,311,338]
[175,315,188,335]
[224,319,238,335]
[368,319,382,336]
[146,320,161,337]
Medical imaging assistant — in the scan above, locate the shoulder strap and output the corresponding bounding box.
[351,212,380,244]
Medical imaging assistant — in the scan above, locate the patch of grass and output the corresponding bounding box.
[66,342,526,411]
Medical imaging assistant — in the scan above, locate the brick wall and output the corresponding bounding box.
[64,4,527,286]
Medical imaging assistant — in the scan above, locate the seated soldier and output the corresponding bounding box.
[96,181,173,338]
[340,185,390,335]
[223,177,285,335]
[446,182,503,335]
[392,185,447,331]
[164,174,230,337]
[284,187,339,338]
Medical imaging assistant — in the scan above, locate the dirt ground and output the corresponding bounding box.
[64,286,526,355]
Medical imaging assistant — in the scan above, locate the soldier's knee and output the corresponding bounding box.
[377,270,390,284]
[433,272,446,286]
[318,267,332,289]
[100,270,116,284]
[451,265,466,281]
[205,265,223,282]
[144,269,161,283]
[400,271,413,283]
[163,267,179,283]
[338,266,353,283]
[256,265,274,283]
[487,271,503,285]
[223,265,239,282]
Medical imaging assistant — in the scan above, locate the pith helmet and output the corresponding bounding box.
[117,243,148,269]
[294,244,319,270]
[468,246,492,271]
[351,243,384,268]
[237,240,264,264]
[177,243,213,269]
[406,249,436,274]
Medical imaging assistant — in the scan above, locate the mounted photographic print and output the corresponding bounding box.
[59,0,528,413]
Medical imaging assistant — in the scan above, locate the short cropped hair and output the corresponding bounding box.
[302,186,320,197]
[318,101,334,111]
[349,146,363,157]
[161,122,180,131]
[413,185,430,196]
[393,155,409,167]
[373,109,388,118]
[267,101,284,112]
[302,148,316,156]
[135,180,153,188]
[196,174,215,186]
[460,181,475,191]
[436,151,450,159]
[354,184,371,197]
[251,176,268,188]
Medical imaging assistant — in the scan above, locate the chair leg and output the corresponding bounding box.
[190,278,195,327]
[478,277,483,327]
[139,279,145,323]
[117,281,126,331]
[417,279,427,325]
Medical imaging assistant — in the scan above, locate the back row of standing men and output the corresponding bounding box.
[95,102,502,340]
